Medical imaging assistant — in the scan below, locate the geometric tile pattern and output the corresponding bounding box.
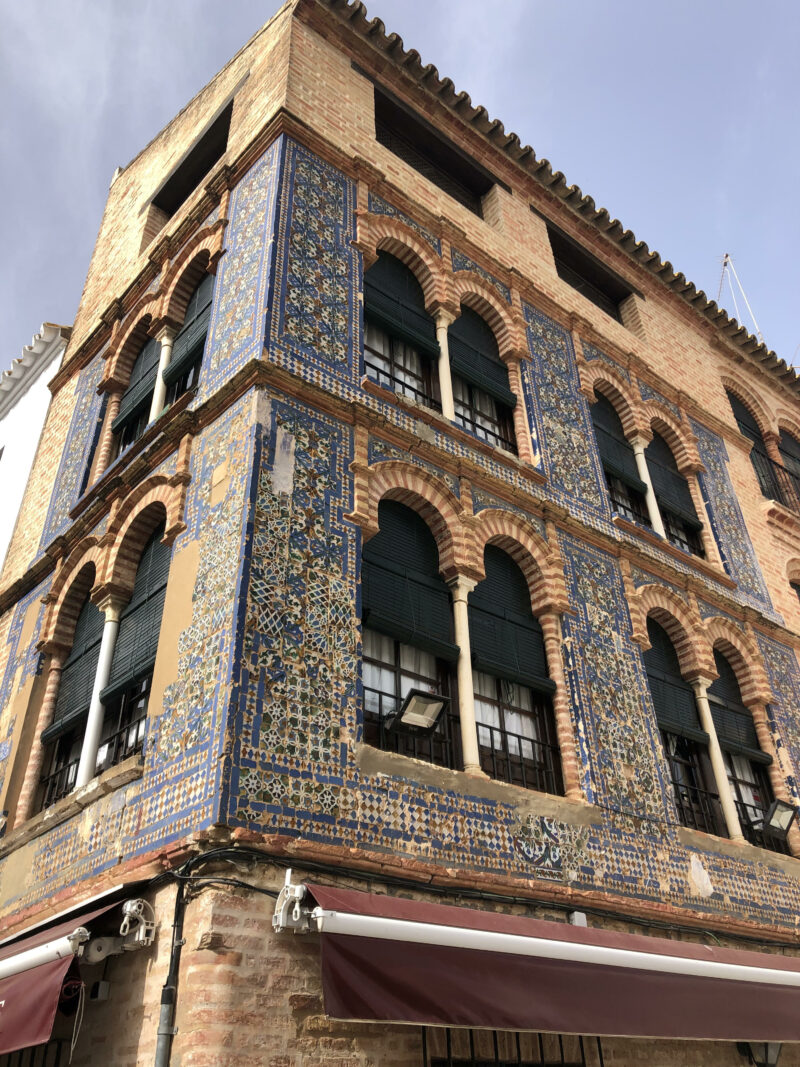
[629,565,687,602]
[690,417,774,614]
[522,304,606,510]
[754,632,800,803]
[39,355,106,549]
[639,379,680,418]
[451,247,510,303]
[581,341,630,383]
[368,193,441,255]
[368,435,459,497]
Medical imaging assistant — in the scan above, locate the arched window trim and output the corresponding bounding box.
[590,392,649,526]
[645,432,704,557]
[448,306,516,454]
[162,272,215,404]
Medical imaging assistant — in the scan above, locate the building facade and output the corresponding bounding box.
[2,2,800,1064]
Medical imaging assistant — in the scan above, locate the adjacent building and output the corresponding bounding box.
[2,2,800,1064]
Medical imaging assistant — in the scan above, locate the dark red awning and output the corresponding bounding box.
[306,884,800,1042]
[0,904,115,1056]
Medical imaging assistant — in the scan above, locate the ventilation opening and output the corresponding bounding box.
[543,219,637,323]
[374,87,499,217]
[152,100,233,219]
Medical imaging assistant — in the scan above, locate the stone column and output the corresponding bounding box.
[14,648,67,827]
[749,701,800,857]
[630,434,666,538]
[447,575,482,775]
[76,597,123,789]
[148,327,176,423]
[539,612,582,799]
[434,311,456,422]
[691,677,744,842]
[94,390,123,477]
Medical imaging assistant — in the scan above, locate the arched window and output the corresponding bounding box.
[96,522,171,774]
[643,618,723,836]
[112,336,162,454]
[726,391,785,504]
[361,501,459,766]
[448,307,516,453]
[644,432,704,557]
[163,273,215,406]
[468,546,561,793]
[590,392,649,525]
[38,590,105,810]
[363,252,440,409]
[707,649,784,853]
[777,429,800,508]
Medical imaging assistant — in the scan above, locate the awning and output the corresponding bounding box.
[305,884,800,1042]
[0,903,116,1056]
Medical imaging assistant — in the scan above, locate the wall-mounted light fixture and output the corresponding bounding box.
[738,1041,782,1066]
[386,689,449,736]
[762,799,797,842]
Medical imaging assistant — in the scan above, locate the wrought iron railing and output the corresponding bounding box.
[40,756,79,810]
[364,351,441,411]
[476,720,563,794]
[453,408,516,454]
[363,691,461,770]
[96,711,147,773]
[423,1027,605,1067]
[671,777,726,837]
[747,447,800,514]
[0,1039,69,1067]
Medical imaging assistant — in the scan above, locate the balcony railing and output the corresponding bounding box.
[0,1039,69,1067]
[671,776,726,837]
[363,692,462,770]
[476,720,563,794]
[40,757,79,810]
[736,798,793,855]
[748,447,800,514]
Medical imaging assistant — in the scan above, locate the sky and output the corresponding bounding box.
[1,0,799,375]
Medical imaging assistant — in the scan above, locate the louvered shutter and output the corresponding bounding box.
[448,308,516,408]
[361,501,458,660]
[163,274,214,387]
[778,430,800,479]
[707,650,770,764]
[727,392,764,445]
[467,547,554,692]
[363,253,438,356]
[590,395,647,493]
[643,619,707,743]
[101,524,171,699]
[41,595,105,743]
[112,337,161,432]
[645,433,702,529]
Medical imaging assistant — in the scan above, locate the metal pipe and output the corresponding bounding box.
[0,928,88,981]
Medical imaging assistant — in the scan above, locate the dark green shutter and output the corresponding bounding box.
[112,337,162,432]
[163,274,214,387]
[778,430,800,478]
[707,649,770,764]
[361,501,458,660]
[467,547,554,692]
[363,252,439,356]
[41,594,105,743]
[727,392,764,445]
[645,432,702,528]
[590,395,647,493]
[101,523,171,699]
[448,307,516,408]
[643,619,707,743]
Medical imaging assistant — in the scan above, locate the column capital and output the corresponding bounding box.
[432,306,458,330]
[447,575,478,602]
[93,593,126,622]
[688,674,716,694]
[154,324,177,345]
[629,432,653,451]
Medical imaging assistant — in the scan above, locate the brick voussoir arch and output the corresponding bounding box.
[361,213,446,310]
[702,616,772,706]
[581,366,642,442]
[363,460,465,578]
[103,304,160,388]
[720,374,776,442]
[161,224,225,326]
[643,405,701,473]
[42,553,103,651]
[470,508,568,613]
[775,411,800,449]
[631,584,712,679]
[104,481,184,594]
[450,274,521,357]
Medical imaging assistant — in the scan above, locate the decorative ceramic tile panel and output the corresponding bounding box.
[198,138,282,402]
[39,356,105,549]
[269,139,359,377]
[472,487,546,538]
[629,566,687,602]
[522,305,607,510]
[639,380,680,418]
[754,633,800,801]
[690,418,773,615]
[368,436,459,497]
[581,342,630,383]
[696,599,744,628]
[368,193,441,254]
[451,248,510,303]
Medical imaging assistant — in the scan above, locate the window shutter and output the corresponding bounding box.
[361,501,458,660]
[726,392,764,445]
[707,650,769,764]
[643,619,707,743]
[41,595,105,743]
[448,308,516,408]
[778,430,800,478]
[163,275,214,387]
[112,337,162,432]
[645,433,701,527]
[467,547,554,692]
[364,253,438,356]
[101,523,171,699]
[590,396,647,494]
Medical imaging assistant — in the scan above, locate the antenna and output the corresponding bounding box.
[716,252,764,345]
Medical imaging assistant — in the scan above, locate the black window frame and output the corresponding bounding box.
[363,319,441,410]
[644,432,705,558]
[452,375,516,453]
